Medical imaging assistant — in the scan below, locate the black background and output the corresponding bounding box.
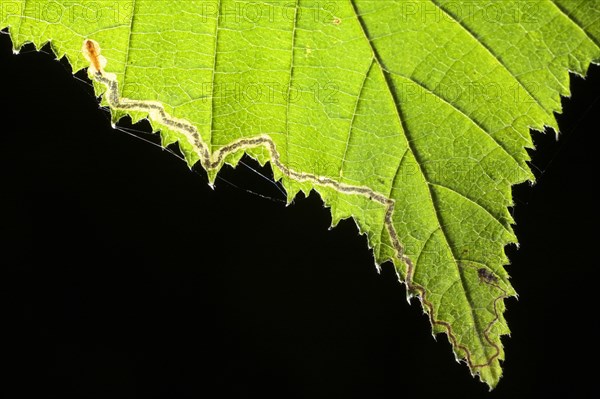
[1,31,598,398]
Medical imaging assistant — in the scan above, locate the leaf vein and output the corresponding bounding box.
[429,0,550,115]
[548,0,600,50]
[350,0,491,364]
[208,0,222,154]
[121,0,136,95]
[427,182,512,235]
[284,0,299,167]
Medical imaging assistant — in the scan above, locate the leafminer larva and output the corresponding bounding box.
[82,38,106,75]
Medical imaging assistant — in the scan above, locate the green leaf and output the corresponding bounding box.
[2,0,599,388]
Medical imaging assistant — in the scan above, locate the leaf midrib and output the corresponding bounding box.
[349,0,492,364]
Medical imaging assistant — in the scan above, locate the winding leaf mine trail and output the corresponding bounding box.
[83,38,505,372]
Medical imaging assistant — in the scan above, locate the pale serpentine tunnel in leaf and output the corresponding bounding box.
[2,0,599,388]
